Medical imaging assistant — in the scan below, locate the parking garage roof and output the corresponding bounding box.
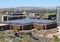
[4,19,54,24]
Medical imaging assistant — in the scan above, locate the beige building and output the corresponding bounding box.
[0,11,26,22]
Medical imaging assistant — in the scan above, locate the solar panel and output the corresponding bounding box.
[4,19,54,24]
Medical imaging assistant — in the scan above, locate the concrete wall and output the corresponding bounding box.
[0,13,3,22]
[57,7,60,25]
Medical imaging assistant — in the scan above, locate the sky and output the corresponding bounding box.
[0,0,60,8]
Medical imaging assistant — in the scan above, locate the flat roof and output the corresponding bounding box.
[4,19,54,24]
[0,24,8,26]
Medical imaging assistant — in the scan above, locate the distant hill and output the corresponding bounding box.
[0,7,56,11]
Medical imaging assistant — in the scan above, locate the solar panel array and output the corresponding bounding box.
[4,19,54,24]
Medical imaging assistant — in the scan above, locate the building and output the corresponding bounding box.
[0,11,26,22]
[0,24,10,30]
[4,19,57,30]
[57,6,60,25]
[26,13,41,19]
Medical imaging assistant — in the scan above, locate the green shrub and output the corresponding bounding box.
[43,32,47,37]
[50,35,60,42]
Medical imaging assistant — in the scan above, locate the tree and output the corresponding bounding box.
[22,35,31,42]
[0,32,5,42]
[22,35,40,42]
[50,35,60,42]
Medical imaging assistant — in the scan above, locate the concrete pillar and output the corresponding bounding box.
[2,16,4,22]
[7,16,8,21]
[22,25,23,30]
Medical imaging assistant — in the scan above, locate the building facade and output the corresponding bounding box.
[0,11,26,22]
[57,7,60,25]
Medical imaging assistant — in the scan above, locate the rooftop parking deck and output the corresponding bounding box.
[4,19,54,24]
[4,19,57,30]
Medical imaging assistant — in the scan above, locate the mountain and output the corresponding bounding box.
[0,7,56,11]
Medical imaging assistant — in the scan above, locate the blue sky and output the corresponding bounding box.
[0,0,60,8]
